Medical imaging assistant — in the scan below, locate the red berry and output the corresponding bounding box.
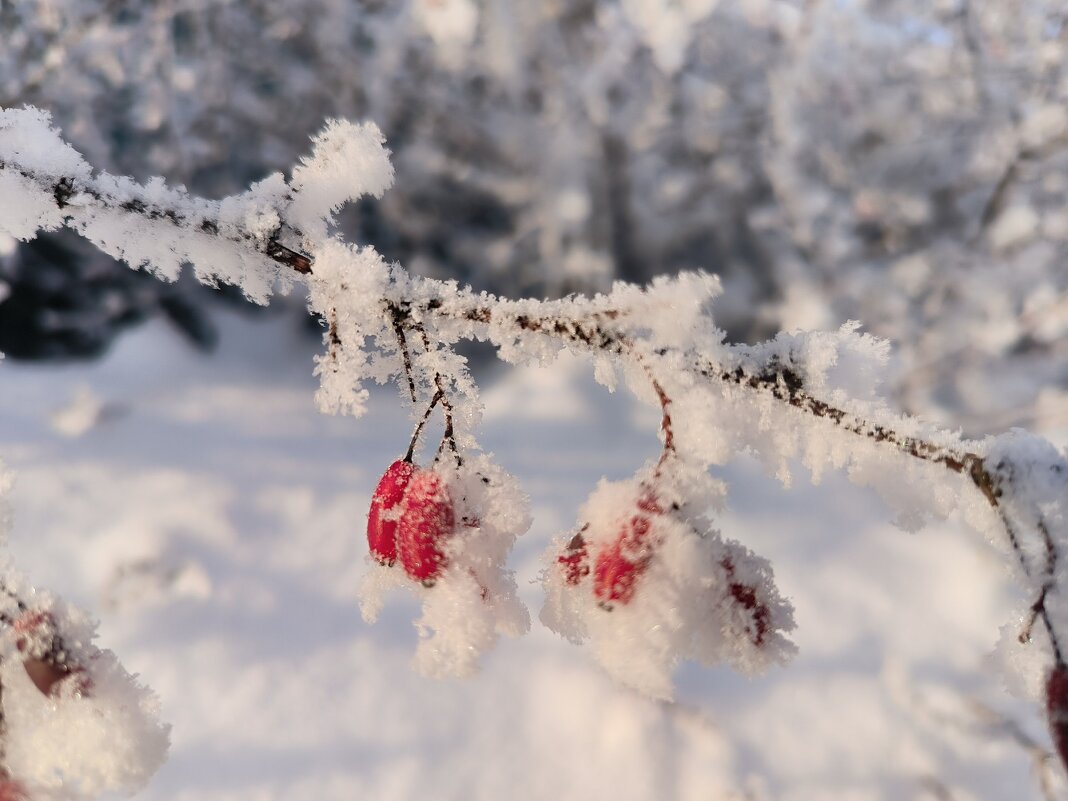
[0,774,27,801]
[720,557,770,647]
[635,491,662,515]
[1047,664,1068,774]
[12,610,90,697]
[557,527,590,585]
[397,470,455,584]
[594,493,661,608]
[12,609,52,641]
[367,460,416,566]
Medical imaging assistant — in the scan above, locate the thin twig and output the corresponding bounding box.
[405,390,443,463]
[965,699,1061,801]
[324,308,342,375]
[637,358,676,475]
[388,302,418,404]
[414,326,460,467]
[895,669,1062,801]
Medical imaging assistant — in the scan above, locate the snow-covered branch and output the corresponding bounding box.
[2,105,1068,793]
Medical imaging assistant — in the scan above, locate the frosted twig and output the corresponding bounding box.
[638,357,676,475]
[404,389,443,463]
[388,302,418,403]
[2,138,1063,659]
[411,318,460,466]
[2,108,1066,706]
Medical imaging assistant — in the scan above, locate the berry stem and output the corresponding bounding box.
[637,357,675,476]
[383,301,462,467]
[1004,509,1063,665]
[404,389,444,463]
[388,302,418,404]
[325,308,341,372]
[416,326,462,467]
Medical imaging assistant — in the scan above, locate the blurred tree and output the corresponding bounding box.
[1,0,1065,434]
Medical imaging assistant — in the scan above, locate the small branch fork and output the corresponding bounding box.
[416,326,461,467]
[7,161,1065,663]
[386,301,461,467]
[637,357,676,475]
[404,389,443,463]
[714,356,1064,665]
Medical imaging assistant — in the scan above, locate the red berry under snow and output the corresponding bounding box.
[397,469,455,583]
[367,459,416,566]
[1047,664,1068,774]
[720,557,770,647]
[0,775,27,801]
[12,609,90,697]
[594,492,663,608]
[558,527,590,585]
[12,609,51,640]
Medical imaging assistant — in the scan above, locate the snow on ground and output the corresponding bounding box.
[0,309,1058,801]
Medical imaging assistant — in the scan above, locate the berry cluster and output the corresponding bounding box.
[555,485,668,609]
[367,459,456,585]
[358,445,532,678]
[555,482,673,607]
[357,356,796,693]
[538,462,795,699]
[550,380,775,650]
[595,487,663,609]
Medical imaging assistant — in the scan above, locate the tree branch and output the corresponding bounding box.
[2,146,1064,663]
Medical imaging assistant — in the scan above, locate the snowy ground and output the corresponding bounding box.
[0,309,1061,801]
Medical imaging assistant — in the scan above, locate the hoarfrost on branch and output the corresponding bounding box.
[0,105,1066,798]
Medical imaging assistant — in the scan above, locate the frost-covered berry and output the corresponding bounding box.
[367,459,416,566]
[12,610,89,697]
[557,526,590,585]
[0,774,27,801]
[593,491,663,608]
[720,557,770,647]
[1047,664,1068,773]
[397,469,455,584]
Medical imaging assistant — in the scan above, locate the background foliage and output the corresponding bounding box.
[2,0,1065,435]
